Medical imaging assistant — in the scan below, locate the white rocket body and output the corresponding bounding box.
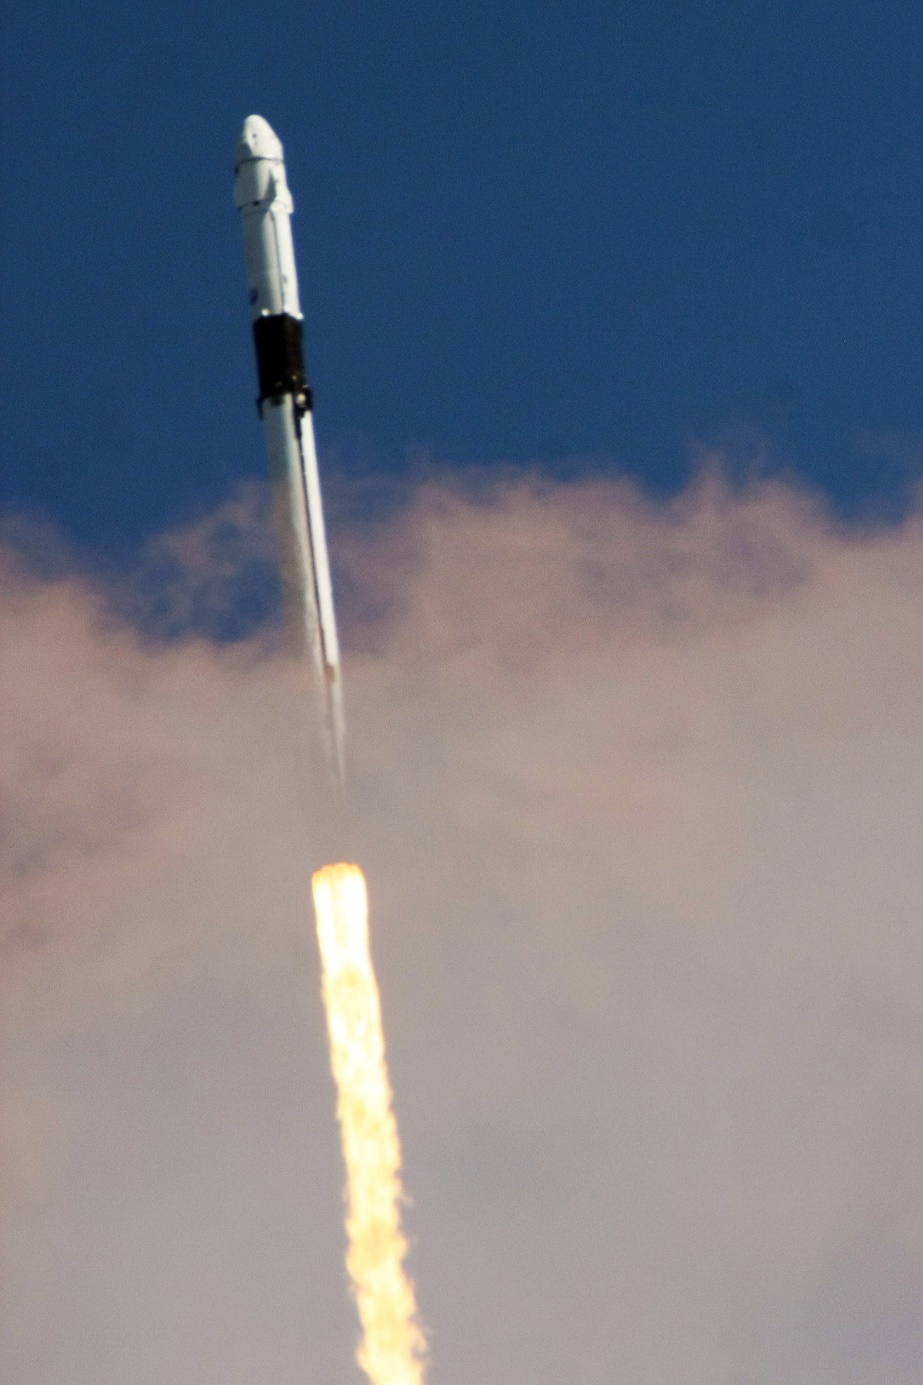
[234,116,346,795]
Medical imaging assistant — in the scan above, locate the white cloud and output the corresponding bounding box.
[1,472,922,1384]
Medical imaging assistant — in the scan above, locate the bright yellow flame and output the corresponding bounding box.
[311,863,427,1385]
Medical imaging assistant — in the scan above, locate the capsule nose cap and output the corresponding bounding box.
[234,114,284,170]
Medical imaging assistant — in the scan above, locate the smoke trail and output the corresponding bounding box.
[312,863,427,1385]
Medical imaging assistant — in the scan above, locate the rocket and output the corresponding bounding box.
[234,115,346,796]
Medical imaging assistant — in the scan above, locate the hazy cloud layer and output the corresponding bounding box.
[2,472,922,1384]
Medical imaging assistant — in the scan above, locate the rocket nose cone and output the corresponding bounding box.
[234,114,284,169]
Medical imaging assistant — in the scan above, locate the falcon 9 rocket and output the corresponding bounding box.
[234,115,346,796]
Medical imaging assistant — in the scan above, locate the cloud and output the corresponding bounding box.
[2,470,922,1384]
[0,536,264,986]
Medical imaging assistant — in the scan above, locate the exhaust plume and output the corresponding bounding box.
[311,863,426,1385]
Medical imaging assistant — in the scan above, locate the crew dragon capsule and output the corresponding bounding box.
[234,115,346,794]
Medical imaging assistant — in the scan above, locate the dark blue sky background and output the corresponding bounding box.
[4,1,923,557]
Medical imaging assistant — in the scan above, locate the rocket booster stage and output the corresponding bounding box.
[234,115,346,794]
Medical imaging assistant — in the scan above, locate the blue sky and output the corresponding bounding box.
[4,1,923,556]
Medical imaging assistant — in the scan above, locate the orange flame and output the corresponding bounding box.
[311,863,427,1385]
